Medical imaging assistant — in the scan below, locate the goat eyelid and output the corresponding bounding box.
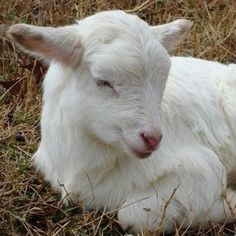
[96,79,113,88]
[95,79,120,96]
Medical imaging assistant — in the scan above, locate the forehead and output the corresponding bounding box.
[89,37,169,82]
[80,11,170,81]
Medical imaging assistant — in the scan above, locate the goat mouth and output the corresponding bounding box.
[122,136,153,159]
[131,148,153,159]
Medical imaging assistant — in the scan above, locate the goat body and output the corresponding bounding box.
[8,10,236,233]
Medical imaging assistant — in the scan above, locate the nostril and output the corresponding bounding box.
[140,132,162,151]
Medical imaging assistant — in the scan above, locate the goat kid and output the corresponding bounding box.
[8,10,236,234]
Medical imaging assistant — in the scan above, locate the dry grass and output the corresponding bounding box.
[0,0,236,235]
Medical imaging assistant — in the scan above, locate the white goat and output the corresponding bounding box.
[8,10,236,234]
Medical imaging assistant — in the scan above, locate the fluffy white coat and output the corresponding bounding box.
[8,10,236,233]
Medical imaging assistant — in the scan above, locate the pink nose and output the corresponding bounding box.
[140,132,163,151]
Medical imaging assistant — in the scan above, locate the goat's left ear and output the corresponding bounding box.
[8,24,83,66]
[151,19,193,51]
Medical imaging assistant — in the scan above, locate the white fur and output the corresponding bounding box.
[8,10,236,234]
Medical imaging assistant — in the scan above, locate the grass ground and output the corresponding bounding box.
[0,0,236,235]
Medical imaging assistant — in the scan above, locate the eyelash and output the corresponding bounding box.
[96,80,113,89]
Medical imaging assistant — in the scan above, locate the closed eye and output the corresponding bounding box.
[96,80,113,89]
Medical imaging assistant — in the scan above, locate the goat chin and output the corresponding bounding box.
[8,10,236,234]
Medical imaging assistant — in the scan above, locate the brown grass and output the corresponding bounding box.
[0,0,236,235]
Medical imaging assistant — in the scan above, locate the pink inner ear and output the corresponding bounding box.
[26,37,53,55]
[10,25,83,66]
[11,32,55,57]
[13,33,78,64]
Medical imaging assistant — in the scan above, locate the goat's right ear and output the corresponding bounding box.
[8,24,83,66]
